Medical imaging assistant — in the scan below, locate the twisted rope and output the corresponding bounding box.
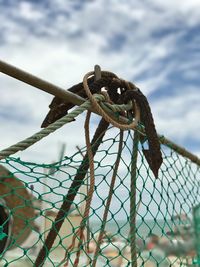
[1,59,199,166]
[91,130,124,267]
[73,110,95,267]
[130,131,139,267]
[0,95,133,160]
[0,99,90,159]
[159,135,200,166]
[102,101,132,113]
[83,71,140,130]
[62,111,95,267]
[35,118,110,267]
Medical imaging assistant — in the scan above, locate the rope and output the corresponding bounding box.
[118,199,142,266]
[61,101,136,267]
[91,130,124,267]
[0,98,92,159]
[159,135,200,166]
[73,111,96,267]
[62,111,95,267]
[130,131,139,267]
[0,94,132,160]
[1,59,199,166]
[102,101,132,113]
[34,118,110,267]
[63,69,137,266]
[83,71,140,130]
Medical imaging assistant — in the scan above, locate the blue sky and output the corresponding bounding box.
[0,0,199,159]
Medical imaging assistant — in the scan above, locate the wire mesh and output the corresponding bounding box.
[0,129,199,266]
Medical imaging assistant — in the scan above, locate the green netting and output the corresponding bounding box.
[0,129,199,267]
[193,204,200,266]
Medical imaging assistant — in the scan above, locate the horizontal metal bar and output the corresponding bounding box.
[159,135,200,166]
[0,59,86,106]
[1,59,200,165]
[0,60,131,123]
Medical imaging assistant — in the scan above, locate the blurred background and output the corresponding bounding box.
[0,0,200,162]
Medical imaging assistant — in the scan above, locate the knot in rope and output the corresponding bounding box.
[83,71,140,130]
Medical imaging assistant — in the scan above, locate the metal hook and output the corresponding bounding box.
[94,65,101,81]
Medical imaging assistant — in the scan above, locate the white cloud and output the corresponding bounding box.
[153,88,200,152]
[18,1,44,20]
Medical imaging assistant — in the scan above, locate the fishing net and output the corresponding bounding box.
[0,127,199,267]
[0,63,199,266]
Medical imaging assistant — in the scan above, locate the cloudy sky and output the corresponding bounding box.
[0,0,200,235]
[0,0,200,163]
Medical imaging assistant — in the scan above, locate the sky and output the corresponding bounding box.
[0,0,200,162]
[0,0,200,223]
